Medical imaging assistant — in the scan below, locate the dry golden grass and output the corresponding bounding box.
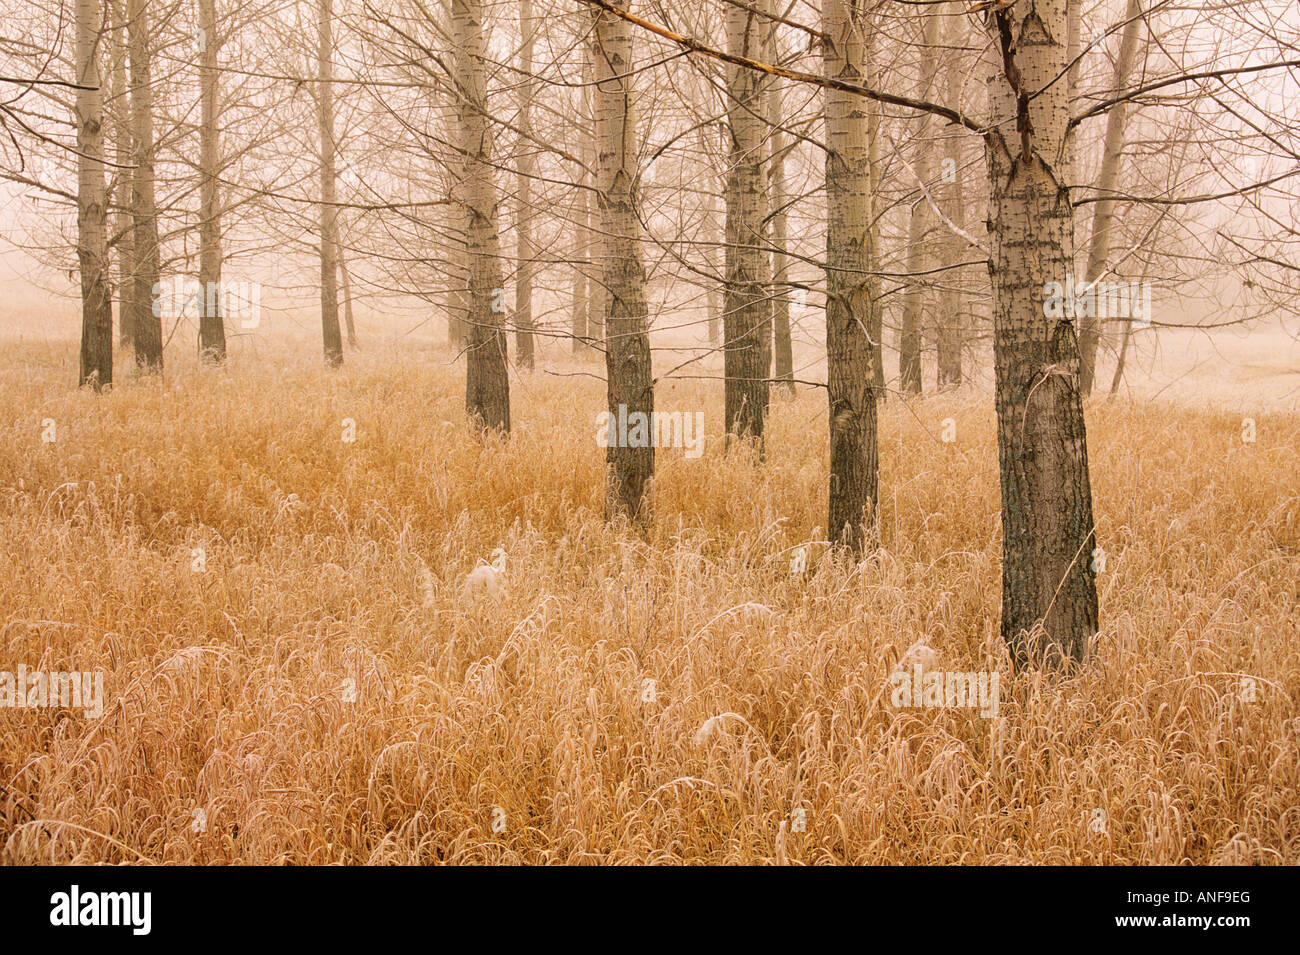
[1,339,1297,864]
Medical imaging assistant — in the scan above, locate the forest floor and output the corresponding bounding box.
[0,339,1297,863]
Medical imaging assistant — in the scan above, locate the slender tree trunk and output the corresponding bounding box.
[899,11,940,395]
[936,1,966,388]
[446,178,469,347]
[866,23,885,401]
[1110,254,1152,394]
[570,62,589,355]
[444,59,469,353]
[77,0,112,389]
[571,256,588,352]
[583,45,606,352]
[338,230,357,347]
[984,0,1099,668]
[593,1,653,520]
[453,0,510,431]
[110,0,133,350]
[824,0,879,552]
[317,0,343,367]
[701,123,722,347]
[723,3,770,443]
[197,0,225,363]
[1080,0,1144,393]
[514,0,537,369]
[767,45,793,392]
[128,0,162,372]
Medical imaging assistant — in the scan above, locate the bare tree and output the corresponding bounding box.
[982,0,1099,667]
[824,0,878,552]
[767,56,793,392]
[593,0,653,519]
[723,1,771,443]
[514,0,537,368]
[318,0,344,367]
[128,0,162,371]
[453,0,510,430]
[197,0,225,363]
[899,9,940,395]
[76,0,112,388]
[1079,0,1146,393]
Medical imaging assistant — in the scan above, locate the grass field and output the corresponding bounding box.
[1,338,1297,864]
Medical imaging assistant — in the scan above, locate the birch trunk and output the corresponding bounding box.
[723,3,770,442]
[318,0,343,367]
[899,11,940,394]
[570,74,589,354]
[110,0,134,350]
[593,1,653,520]
[77,0,112,389]
[514,0,536,369]
[453,0,510,431]
[128,0,162,371]
[984,0,1099,667]
[824,0,879,552]
[767,47,793,392]
[339,231,357,347]
[866,22,885,400]
[936,1,967,388]
[198,0,225,363]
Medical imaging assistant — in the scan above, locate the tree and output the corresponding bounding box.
[593,0,653,519]
[1079,0,1146,394]
[76,0,112,389]
[109,0,134,350]
[723,1,771,444]
[513,0,537,369]
[128,0,163,371]
[898,9,940,396]
[197,0,225,363]
[766,30,792,392]
[934,0,967,389]
[982,0,1099,667]
[318,0,344,367]
[453,0,510,431]
[823,0,878,552]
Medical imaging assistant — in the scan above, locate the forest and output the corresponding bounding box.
[0,0,1296,866]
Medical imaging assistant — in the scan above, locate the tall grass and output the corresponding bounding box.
[1,341,1296,864]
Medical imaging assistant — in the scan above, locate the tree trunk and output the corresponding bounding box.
[899,11,940,395]
[76,0,112,389]
[824,0,879,552]
[570,75,589,354]
[1079,0,1144,394]
[866,40,885,402]
[984,0,1099,668]
[936,1,966,388]
[514,0,537,369]
[453,0,510,431]
[318,0,343,367]
[198,0,225,363]
[583,45,605,352]
[767,45,793,392]
[110,0,134,351]
[701,123,722,347]
[128,0,162,372]
[723,3,770,443]
[339,230,357,347]
[593,1,653,520]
